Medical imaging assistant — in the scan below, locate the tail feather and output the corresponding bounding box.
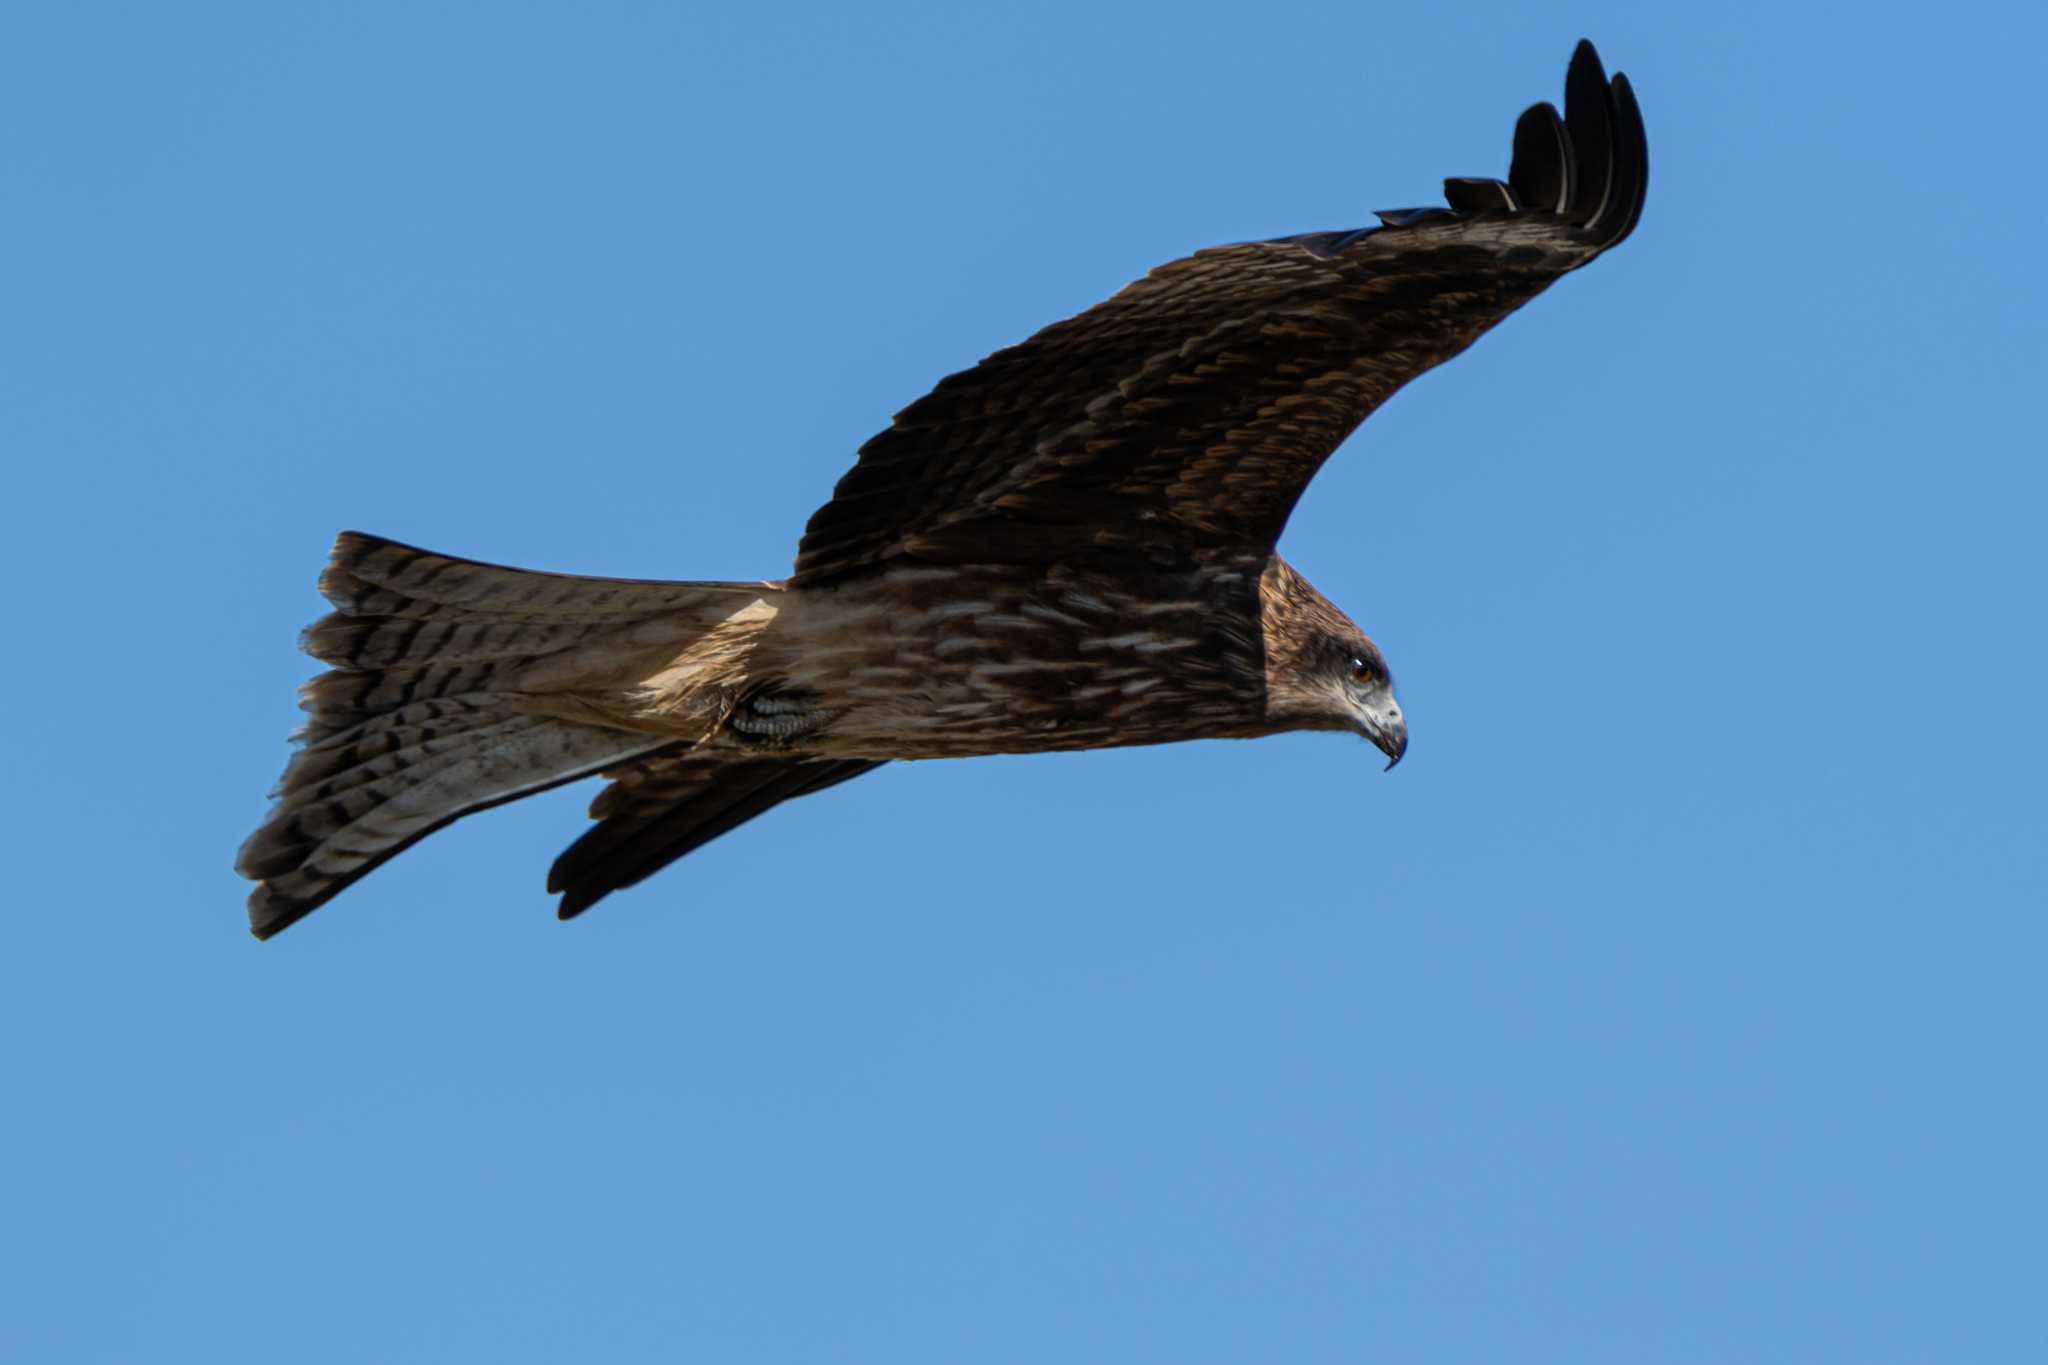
[237,531,762,938]
[303,614,623,670]
[240,712,542,881]
[240,716,666,939]
[316,532,744,621]
[276,695,527,792]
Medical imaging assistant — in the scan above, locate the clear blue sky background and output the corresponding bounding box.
[5,2,2042,1361]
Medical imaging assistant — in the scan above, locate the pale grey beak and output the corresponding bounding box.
[1361,695,1407,771]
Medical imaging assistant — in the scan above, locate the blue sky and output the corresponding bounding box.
[4,2,2042,1360]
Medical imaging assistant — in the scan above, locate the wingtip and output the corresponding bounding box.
[1607,71,1649,242]
[1560,38,1646,251]
[1509,101,1570,214]
[1570,38,1607,82]
[1368,39,1644,257]
[245,885,302,941]
[1443,176,1518,212]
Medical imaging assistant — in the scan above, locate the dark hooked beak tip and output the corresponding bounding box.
[1374,724,1408,772]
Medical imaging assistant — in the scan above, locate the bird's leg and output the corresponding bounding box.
[722,680,841,748]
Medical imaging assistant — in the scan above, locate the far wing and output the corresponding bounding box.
[548,750,886,920]
[792,41,1645,586]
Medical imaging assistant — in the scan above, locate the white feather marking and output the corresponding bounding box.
[909,600,994,625]
[969,660,1077,680]
[1019,602,1090,628]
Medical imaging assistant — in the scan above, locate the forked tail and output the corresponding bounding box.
[236,532,771,939]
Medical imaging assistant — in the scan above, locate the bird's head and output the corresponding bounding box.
[1257,557,1407,768]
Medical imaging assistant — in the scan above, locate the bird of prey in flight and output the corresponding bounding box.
[238,40,1647,938]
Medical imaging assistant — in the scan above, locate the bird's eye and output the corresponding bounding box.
[1348,656,1374,683]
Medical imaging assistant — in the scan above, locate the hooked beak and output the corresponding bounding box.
[1361,697,1407,771]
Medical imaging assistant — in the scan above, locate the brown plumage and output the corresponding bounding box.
[237,41,1647,938]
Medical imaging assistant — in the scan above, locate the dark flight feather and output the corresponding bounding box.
[548,754,886,920]
[1510,103,1572,212]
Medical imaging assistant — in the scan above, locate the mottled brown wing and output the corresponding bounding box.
[547,749,886,920]
[792,41,1645,586]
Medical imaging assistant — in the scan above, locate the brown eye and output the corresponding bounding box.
[1349,656,1373,683]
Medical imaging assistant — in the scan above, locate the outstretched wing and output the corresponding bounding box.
[547,750,885,920]
[792,41,1645,586]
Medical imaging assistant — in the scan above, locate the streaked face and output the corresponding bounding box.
[1256,556,1405,765]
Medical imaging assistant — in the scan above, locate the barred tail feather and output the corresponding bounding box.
[238,714,669,939]
[237,531,761,938]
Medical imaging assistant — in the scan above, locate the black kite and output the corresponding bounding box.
[238,41,1647,937]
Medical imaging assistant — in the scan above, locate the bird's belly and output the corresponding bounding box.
[819,660,1178,759]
